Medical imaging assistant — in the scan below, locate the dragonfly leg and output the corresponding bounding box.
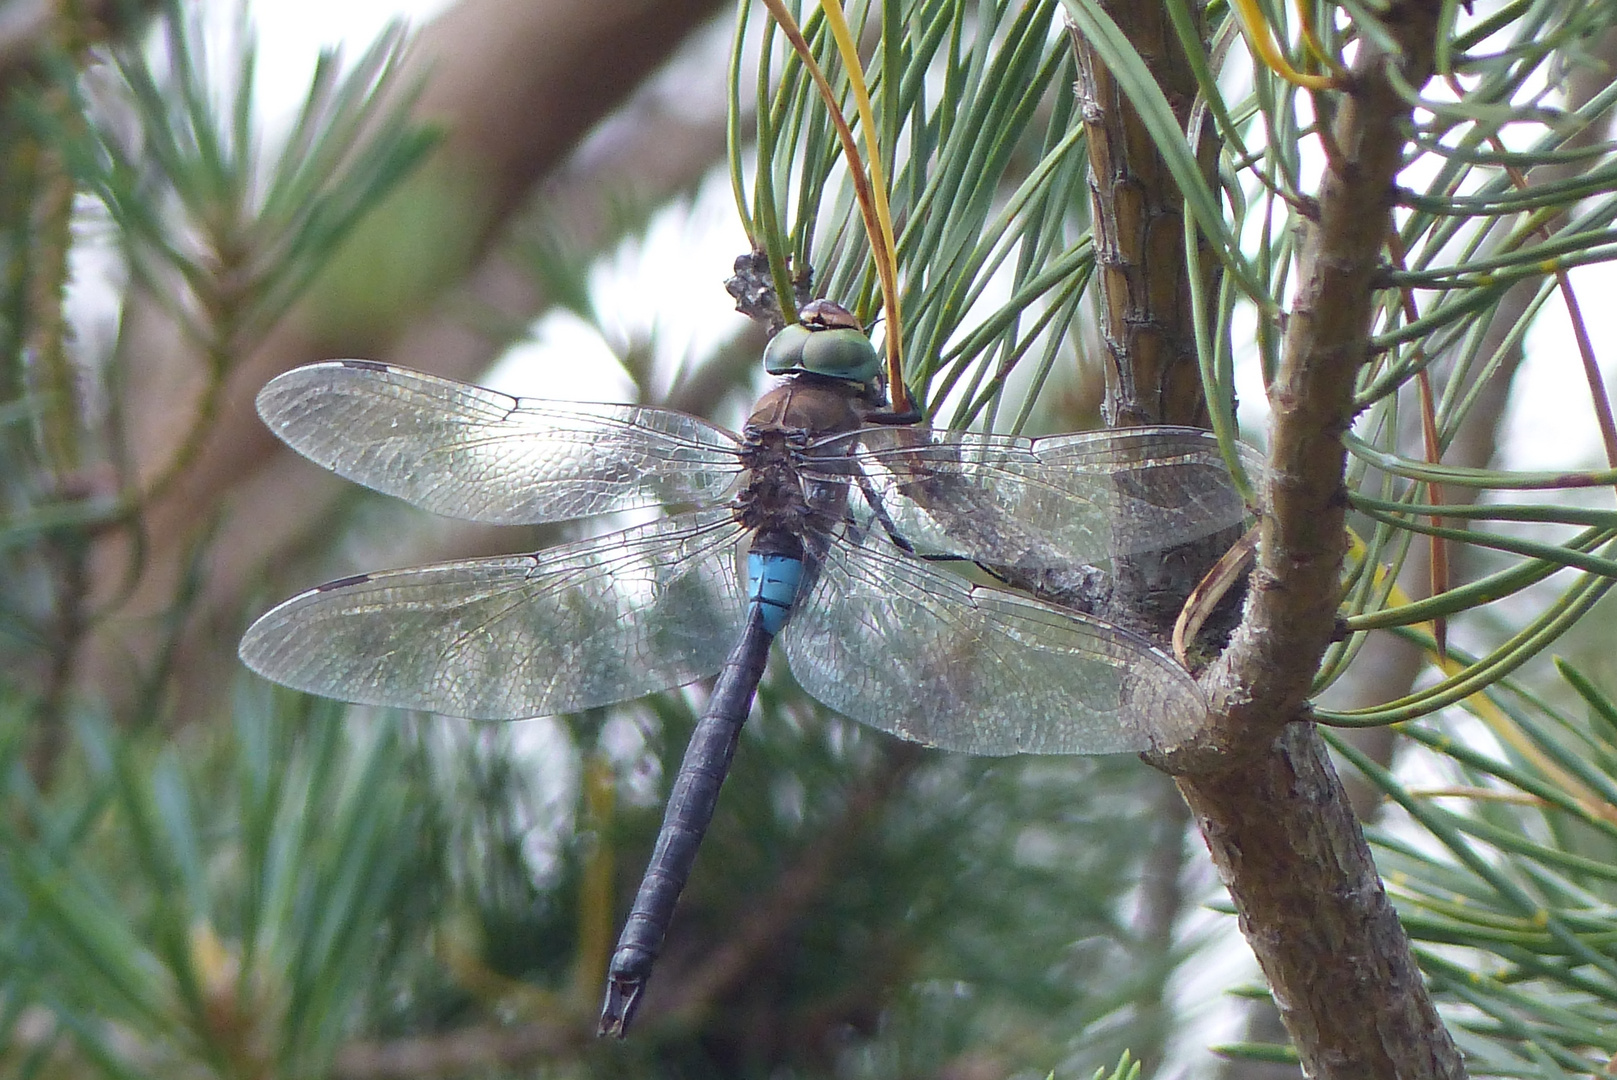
[852,471,997,575]
[853,472,922,556]
[860,403,924,426]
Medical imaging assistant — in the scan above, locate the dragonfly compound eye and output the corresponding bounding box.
[763,323,811,375]
[763,323,879,386]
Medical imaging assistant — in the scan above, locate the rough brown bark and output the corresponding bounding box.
[1180,2,1464,1074]
[1069,2,1213,431]
[1069,2,1230,638]
[1071,2,1465,1077]
[1181,725,1459,1079]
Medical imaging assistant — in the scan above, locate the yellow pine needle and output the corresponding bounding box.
[1229,0,1341,91]
[1292,0,1345,76]
[815,0,906,408]
[758,0,909,412]
[1404,786,1545,806]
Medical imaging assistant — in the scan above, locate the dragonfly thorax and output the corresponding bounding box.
[743,371,873,434]
[731,429,832,556]
[733,376,868,553]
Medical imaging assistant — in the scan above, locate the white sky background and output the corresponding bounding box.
[249,0,752,407]
[248,0,450,100]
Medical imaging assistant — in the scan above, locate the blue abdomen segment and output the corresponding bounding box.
[746,552,804,635]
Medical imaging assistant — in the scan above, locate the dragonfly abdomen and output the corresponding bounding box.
[599,535,813,1034]
[746,551,805,634]
[599,603,781,1037]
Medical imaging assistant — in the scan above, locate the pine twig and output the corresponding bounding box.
[1169,3,1464,1076]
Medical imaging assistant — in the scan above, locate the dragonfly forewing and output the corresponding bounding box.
[1035,426,1264,553]
[257,361,745,525]
[806,425,1257,569]
[239,509,748,719]
[780,522,1208,755]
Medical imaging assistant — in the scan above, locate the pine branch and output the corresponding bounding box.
[1188,3,1447,763]
[1182,726,1459,1079]
[1171,3,1462,1076]
[1067,1,1214,430]
[1070,0,1464,1075]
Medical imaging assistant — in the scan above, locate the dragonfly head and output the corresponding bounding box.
[764,300,880,388]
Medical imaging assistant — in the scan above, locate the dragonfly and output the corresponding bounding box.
[238,301,1254,1037]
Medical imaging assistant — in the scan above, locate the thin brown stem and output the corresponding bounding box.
[1073,1,1465,1075]
[1170,3,1464,1075]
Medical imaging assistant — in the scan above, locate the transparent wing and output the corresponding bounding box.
[257,361,745,524]
[780,522,1207,755]
[804,424,1258,568]
[239,509,748,719]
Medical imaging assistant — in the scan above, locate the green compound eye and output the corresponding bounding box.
[762,324,811,375]
[763,324,879,386]
[801,327,879,383]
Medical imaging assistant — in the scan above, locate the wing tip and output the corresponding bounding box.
[317,573,373,592]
